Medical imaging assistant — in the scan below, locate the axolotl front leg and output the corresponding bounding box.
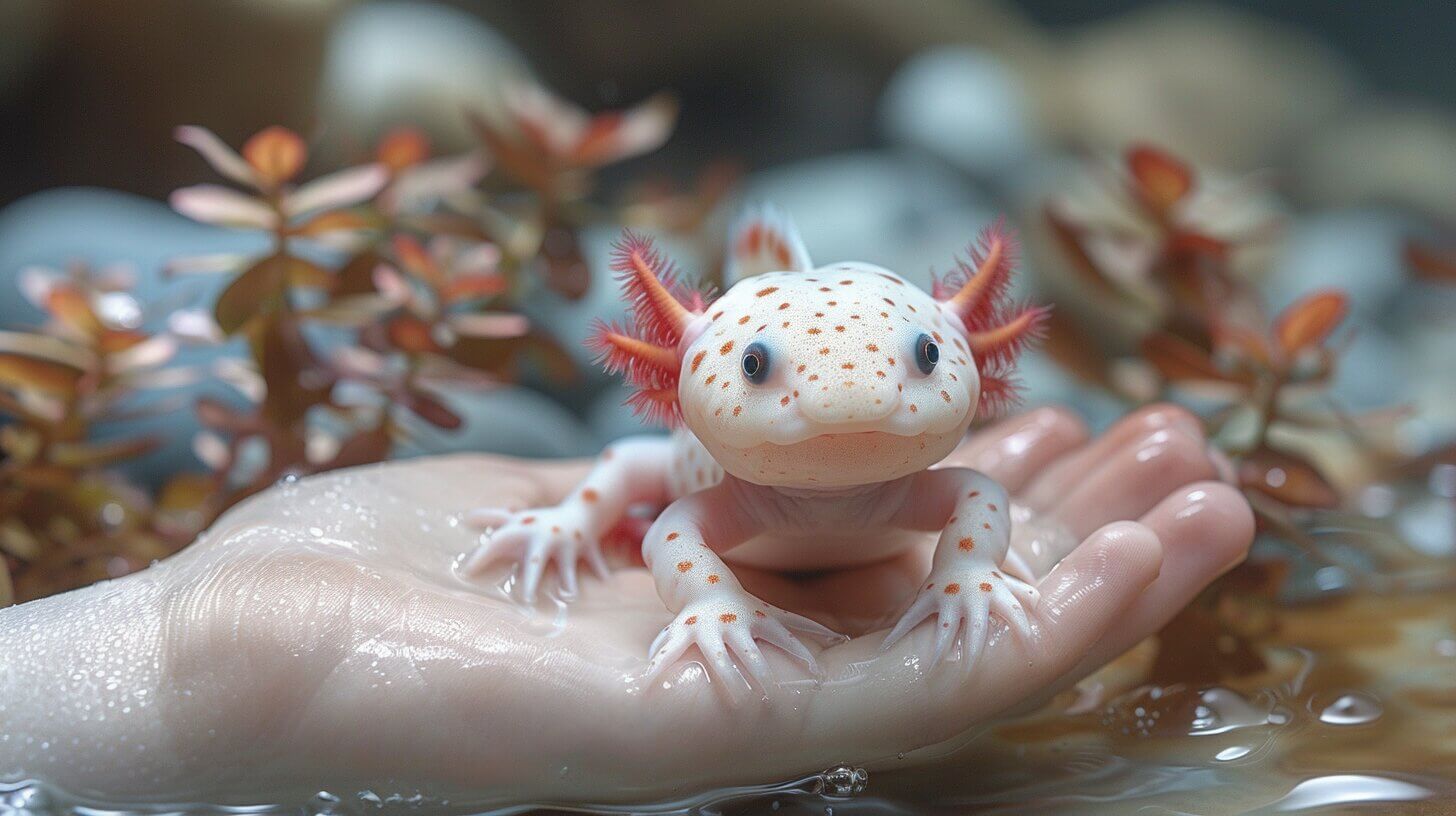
[639,482,842,698]
[881,467,1039,668]
[463,436,675,601]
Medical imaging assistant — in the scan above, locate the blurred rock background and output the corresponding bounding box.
[2,0,1455,465]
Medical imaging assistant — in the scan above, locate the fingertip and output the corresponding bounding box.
[1088,520,1164,589]
[1142,480,1254,572]
[1133,403,1205,439]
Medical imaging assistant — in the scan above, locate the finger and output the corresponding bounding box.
[1021,404,1203,512]
[775,608,846,644]
[757,620,819,673]
[519,547,549,603]
[990,582,1032,643]
[726,629,774,691]
[670,525,1165,761]
[558,551,580,598]
[879,595,931,652]
[942,407,1089,494]
[462,532,521,576]
[929,611,960,667]
[1050,424,1218,540]
[642,630,690,686]
[464,507,513,529]
[699,632,750,705]
[584,545,611,582]
[961,597,990,670]
[1061,482,1253,683]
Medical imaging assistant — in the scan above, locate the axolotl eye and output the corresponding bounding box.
[914,333,939,375]
[741,342,770,383]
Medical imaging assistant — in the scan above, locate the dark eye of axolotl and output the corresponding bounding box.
[741,342,770,383]
[915,333,939,374]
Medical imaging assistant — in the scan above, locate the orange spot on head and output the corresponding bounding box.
[738,314,751,325]
[712,310,724,320]
[808,374,819,381]
[819,347,830,355]
[796,364,806,373]
[684,615,698,625]
[705,373,716,385]
[944,583,961,595]
[707,573,720,584]
[581,488,599,502]
[876,370,886,378]
[807,327,822,335]
[719,340,735,355]
[835,325,846,332]
[720,612,737,623]
[841,362,855,370]
[968,490,981,498]
[983,522,991,530]
[780,395,790,406]
[866,343,879,352]
[755,286,779,297]
[958,536,975,551]
[666,532,680,541]
[690,350,706,373]
[818,286,831,292]
[932,331,944,343]
[676,560,693,572]
[980,582,993,592]
[988,503,998,512]
[940,390,952,403]
[909,404,918,413]
[733,405,742,417]
[839,280,853,286]
[778,302,791,310]
[520,516,536,525]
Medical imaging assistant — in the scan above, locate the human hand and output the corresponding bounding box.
[0,405,1251,809]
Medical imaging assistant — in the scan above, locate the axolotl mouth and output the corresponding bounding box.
[702,425,971,488]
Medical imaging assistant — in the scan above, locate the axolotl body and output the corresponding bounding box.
[464,209,1048,693]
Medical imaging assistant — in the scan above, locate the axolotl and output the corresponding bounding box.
[463,208,1048,692]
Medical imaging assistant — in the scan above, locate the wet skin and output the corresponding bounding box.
[0,405,1252,806]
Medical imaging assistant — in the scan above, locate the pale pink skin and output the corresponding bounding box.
[466,243,1051,695]
[0,405,1252,803]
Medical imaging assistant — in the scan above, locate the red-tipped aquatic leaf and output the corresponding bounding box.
[1273,289,1347,356]
[243,126,307,187]
[1127,145,1194,214]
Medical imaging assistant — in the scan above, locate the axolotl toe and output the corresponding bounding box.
[464,205,1048,698]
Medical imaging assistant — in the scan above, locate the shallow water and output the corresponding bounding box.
[3,480,1453,816]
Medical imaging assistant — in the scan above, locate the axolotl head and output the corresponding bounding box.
[591,209,1046,489]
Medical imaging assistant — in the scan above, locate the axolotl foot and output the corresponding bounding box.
[881,566,1039,671]
[463,503,609,603]
[642,591,846,701]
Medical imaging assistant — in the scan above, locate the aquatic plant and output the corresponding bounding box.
[0,263,207,602]
[1043,144,1420,682]
[0,79,682,604]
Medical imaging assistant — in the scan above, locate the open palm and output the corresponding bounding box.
[0,405,1252,808]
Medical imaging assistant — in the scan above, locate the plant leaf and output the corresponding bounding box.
[404,389,462,430]
[214,256,288,335]
[0,353,85,395]
[1127,145,1194,214]
[1273,289,1347,356]
[1238,447,1340,509]
[1140,332,1235,384]
[170,185,276,229]
[286,164,388,217]
[174,125,260,188]
[243,126,307,186]
[49,437,161,468]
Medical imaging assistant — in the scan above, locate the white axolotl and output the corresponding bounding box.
[463,208,1048,691]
